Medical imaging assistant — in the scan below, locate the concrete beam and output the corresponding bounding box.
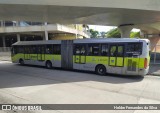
[0,0,160,26]
[1,0,160,11]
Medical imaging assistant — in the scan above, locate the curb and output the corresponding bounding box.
[151,72,160,76]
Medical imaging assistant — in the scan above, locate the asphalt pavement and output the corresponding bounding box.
[0,61,160,113]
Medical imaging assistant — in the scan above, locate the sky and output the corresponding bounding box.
[89,25,140,32]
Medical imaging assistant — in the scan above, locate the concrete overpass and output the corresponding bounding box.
[0,0,160,37]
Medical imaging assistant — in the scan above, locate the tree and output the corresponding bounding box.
[106,28,141,38]
[100,32,107,38]
[106,28,121,38]
[130,32,140,38]
[89,29,99,38]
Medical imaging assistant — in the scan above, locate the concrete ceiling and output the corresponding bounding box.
[0,0,160,33]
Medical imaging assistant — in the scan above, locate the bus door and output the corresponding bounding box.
[74,45,86,64]
[109,44,124,67]
[37,45,45,61]
[24,46,30,60]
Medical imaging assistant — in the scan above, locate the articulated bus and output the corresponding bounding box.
[11,38,150,76]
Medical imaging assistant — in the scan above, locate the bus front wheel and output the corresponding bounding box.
[19,59,24,65]
[95,65,106,75]
[46,61,52,69]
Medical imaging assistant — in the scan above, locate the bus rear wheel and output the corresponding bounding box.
[46,61,52,69]
[95,65,106,75]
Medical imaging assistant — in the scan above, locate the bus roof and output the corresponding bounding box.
[12,40,61,46]
[12,38,149,46]
[74,38,149,43]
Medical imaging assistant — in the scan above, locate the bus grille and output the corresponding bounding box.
[127,59,137,71]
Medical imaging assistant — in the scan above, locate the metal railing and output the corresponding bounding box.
[150,45,160,64]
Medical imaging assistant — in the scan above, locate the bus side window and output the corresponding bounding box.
[28,46,31,54]
[30,45,37,54]
[117,46,124,57]
[53,45,61,54]
[74,45,80,55]
[37,46,41,54]
[74,45,86,55]
[19,46,24,53]
[80,45,86,55]
[24,46,26,54]
[126,43,142,57]
[110,45,117,57]
[46,45,52,54]
[88,44,100,56]
[14,46,18,54]
[24,46,30,54]
[42,45,45,54]
[101,44,108,56]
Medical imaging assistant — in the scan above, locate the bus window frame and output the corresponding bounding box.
[126,42,143,57]
[87,43,100,56]
[24,45,31,54]
[101,44,109,56]
[109,44,117,57]
[53,44,61,54]
[45,44,53,54]
[74,44,87,56]
[30,45,37,54]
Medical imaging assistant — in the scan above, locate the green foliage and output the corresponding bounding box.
[106,28,140,38]
[90,29,99,38]
[100,32,106,38]
[130,32,140,38]
[106,28,121,38]
[89,28,140,38]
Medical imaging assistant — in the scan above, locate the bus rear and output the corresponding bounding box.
[138,39,150,76]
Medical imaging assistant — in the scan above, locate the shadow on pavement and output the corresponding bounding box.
[0,63,144,88]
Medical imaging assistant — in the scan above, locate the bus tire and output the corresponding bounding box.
[46,61,52,69]
[19,59,24,65]
[95,65,106,75]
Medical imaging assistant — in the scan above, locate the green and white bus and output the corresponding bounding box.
[11,38,150,76]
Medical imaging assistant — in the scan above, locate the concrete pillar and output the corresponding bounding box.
[16,21,19,26]
[44,22,48,40]
[44,22,47,25]
[118,25,133,38]
[140,30,148,38]
[75,24,78,39]
[2,36,6,47]
[44,30,49,40]
[17,34,21,41]
[1,20,3,27]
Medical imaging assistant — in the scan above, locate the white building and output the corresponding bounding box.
[0,21,90,52]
